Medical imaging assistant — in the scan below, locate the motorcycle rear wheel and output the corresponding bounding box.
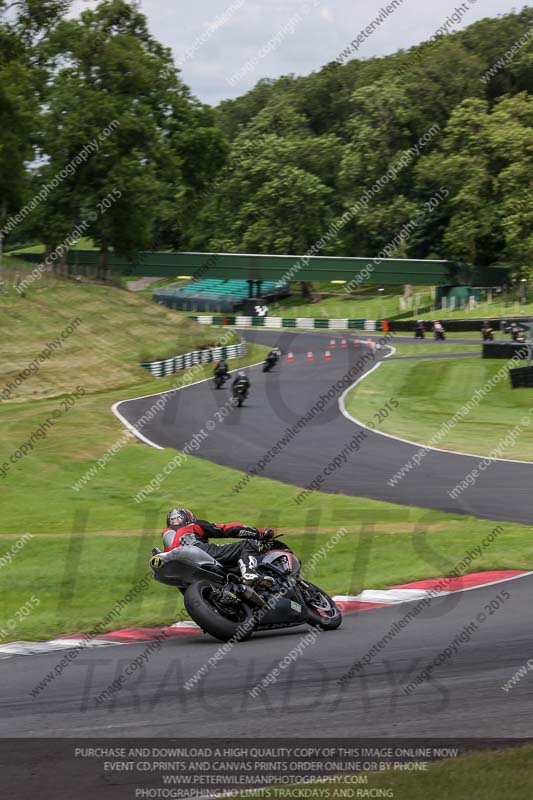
[184,580,255,642]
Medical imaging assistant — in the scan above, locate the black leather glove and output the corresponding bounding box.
[257,528,275,542]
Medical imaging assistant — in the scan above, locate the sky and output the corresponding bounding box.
[72,0,527,105]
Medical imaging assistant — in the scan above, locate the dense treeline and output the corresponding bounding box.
[1,1,533,276]
[203,6,533,276]
[0,0,226,273]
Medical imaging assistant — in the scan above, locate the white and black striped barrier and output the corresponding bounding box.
[140,341,247,378]
[192,315,380,331]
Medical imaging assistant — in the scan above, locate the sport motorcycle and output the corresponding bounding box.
[149,537,342,642]
[232,382,248,407]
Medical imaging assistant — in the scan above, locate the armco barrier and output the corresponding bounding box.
[193,316,373,330]
[140,341,247,378]
[191,314,530,334]
[510,366,533,388]
[391,317,529,333]
[482,343,529,360]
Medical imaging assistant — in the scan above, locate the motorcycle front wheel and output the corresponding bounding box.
[301,582,342,630]
[184,580,255,642]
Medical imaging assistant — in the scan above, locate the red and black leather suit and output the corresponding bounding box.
[161,519,266,576]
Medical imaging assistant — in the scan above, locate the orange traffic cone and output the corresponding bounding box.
[287,351,294,363]
[325,350,332,360]
[306,351,314,361]
[330,339,336,348]
[341,339,347,348]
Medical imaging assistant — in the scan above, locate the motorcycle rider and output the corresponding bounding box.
[510,323,525,343]
[232,371,250,391]
[265,347,281,367]
[433,320,446,340]
[481,321,494,341]
[214,358,229,381]
[414,320,425,339]
[150,508,274,586]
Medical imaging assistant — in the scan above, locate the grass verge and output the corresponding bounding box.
[1,469,531,640]
[234,743,533,800]
[0,281,239,401]
[345,355,533,460]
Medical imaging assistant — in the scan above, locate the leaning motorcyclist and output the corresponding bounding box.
[150,508,273,586]
[266,348,280,365]
[232,371,250,390]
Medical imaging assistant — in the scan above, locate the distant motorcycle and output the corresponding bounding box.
[433,322,446,341]
[414,324,425,340]
[511,326,526,343]
[213,371,228,389]
[232,382,248,407]
[263,353,279,372]
[482,327,494,341]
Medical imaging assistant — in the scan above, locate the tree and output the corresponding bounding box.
[192,100,337,255]
[416,94,533,271]
[34,0,226,270]
[0,1,59,253]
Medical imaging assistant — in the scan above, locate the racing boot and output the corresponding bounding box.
[238,556,274,589]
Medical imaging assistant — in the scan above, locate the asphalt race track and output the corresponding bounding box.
[1,572,532,738]
[115,329,533,524]
[2,330,532,750]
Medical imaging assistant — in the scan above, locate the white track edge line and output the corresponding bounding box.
[111,330,382,449]
[112,359,266,450]
[338,346,533,466]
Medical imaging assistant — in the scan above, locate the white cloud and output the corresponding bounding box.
[70,0,524,105]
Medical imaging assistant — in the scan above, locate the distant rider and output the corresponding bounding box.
[266,347,281,364]
[150,508,274,586]
[214,359,229,380]
[433,320,446,340]
[232,371,250,391]
[414,320,425,339]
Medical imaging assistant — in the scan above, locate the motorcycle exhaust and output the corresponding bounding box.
[236,584,266,608]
